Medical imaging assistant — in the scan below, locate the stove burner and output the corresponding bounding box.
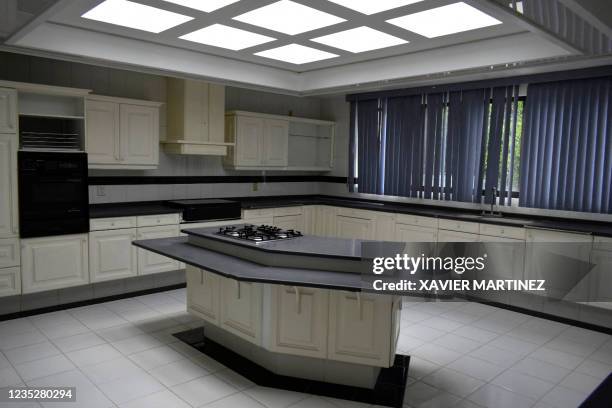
[217,225,303,243]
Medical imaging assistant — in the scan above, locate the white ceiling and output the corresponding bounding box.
[3,0,591,94]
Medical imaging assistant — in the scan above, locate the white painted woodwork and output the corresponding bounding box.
[395,223,438,242]
[314,206,337,237]
[588,247,612,308]
[234,115,263,167]
[21,234,89,294]
[119,104,159,165]
[0,133,18,237]
[0,88,17,133]
[186,265,220,325]
[90,216,137,231]
[438,219,480,234]
[373,212,396,241]
[89,228,138,282]
[437,230,480,242]
[335,215,372,240]
[137,225,180,275]
[136,213,180,227]
[0,266,20,297]
[394,214,438,229]
[272,214,304,231]
[262,119,289,166]
[269,285,329,358]
[479,223,526,240]
[328,291,394,367]
[220,277,263,345]
[0,238,20,268]
[85,99,119,164]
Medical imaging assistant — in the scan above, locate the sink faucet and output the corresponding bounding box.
[482,186,501,216]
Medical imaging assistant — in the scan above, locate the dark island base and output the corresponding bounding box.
[174,328,411,408]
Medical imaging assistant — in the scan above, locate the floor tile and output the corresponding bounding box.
[14,354,75,381]
[467,384,535,408]
[244,385,307,408]
[96,324,146,343]
[397,333,426,353]
[432,333,482,353]
[66,343,122,368]
[545,337,601,358]
[71,307,127,331]
[0,329,47,351]
[286,396,337,408]
[446,356,505,382]
[588,340,612,365]
[97,371,164,405]
[129,345,185,370]
[467,345,524,369]
[4,341,61,365]
[452,326,498,343]
[488,335,539,356]
[400,323,446,342]
[422,367,484,398]
[52,332,106,353]
[37,321,91,340]
[510,357,571,383]
[171,375,237,407]
[112,334,165,355]
[420,316,464,332]
[0,318,37,335]
[411,344,462,366]
[0,366,22,387]
[559,371,604,394]
[528,347,585,370]
[491,369,555,400]
[28,369,112,408]
[148,358,209,387]
[81,357,144,385]
[214,368,255,391]
[402,381,445,408]
[408,357,441,380]
[119,389,191,408]
[574,359,612,380]
[540,385,589,408]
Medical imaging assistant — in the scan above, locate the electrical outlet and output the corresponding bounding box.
[252,182,258,192]
[96,186,106,196]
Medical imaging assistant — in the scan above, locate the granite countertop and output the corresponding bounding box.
[133,237,365,291]
[90,195,612,237]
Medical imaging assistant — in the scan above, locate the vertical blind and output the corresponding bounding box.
[520,77,612,213]
[355,99,382,195]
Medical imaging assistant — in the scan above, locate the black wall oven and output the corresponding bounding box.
[18,151,89,238]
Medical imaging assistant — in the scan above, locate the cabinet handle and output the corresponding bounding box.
[356,292,363,321]
[294,286,301,314]
[236,281,241,299]
[200,269,204,285]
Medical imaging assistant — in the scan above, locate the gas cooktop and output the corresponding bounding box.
[217,225,303,243]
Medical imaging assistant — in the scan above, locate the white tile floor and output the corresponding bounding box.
[0,290,610,408]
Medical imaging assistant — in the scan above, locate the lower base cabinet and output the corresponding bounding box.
[269,285,328,358]
[137,225,180,275]
[186,266,220,324]
[21,234,89,294]
[89,228,138,282]
[220,277,263,345]
[0,266,20,297]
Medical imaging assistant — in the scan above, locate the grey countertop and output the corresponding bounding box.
[91,194,612,237]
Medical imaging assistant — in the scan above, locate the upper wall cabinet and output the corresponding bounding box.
[0,88,17,134]
[224,111,334,171]
[163,79,233,156]
[86,95,162,170]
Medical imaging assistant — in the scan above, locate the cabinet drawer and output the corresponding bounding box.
[0,266,20,297]
[479,223,525,240]
[395,214,438,229]
[137,213,180,227]
[273,206,303,216]
[0,238,19,268]
[438,219,480,234]
[243,208,274,219]
[336,207,372,220]
[90,217,137,231]
[593,236,612,252]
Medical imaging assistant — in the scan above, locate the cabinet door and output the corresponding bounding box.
[86,100,120,164]
[89,229,137,282]
[21,234,89,294]
[437,230,479,242]
[335,215,372,240]
[273,214,304,231]
[270,285,328,358]
[589,250,612,308]
[186,266,220,325]
[0,266,20,298]
[0,88,17,134]
[137,225,179,275]
[328,291,393,367]
[316,206,337,237]
[220,277,262,345]
[0,134,18,237]
[395,223,437,242]
[262,119,288,166]
[0,238,20,268]
[235,116,263,166]
[120,104,159,165]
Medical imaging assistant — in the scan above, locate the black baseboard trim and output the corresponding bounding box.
[174,327,410,408]
[470,297,612,335]
[0,283,186,322]
[88,175,348,185]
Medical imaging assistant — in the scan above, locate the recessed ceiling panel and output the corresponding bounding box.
[162,0,240,13]
[81,0,193,33]
[387,2,502,38]
[311,26,408,53]
[255,43,338,64]
[327,0,424,15]
[233,0,345,35]
[180,24,275,50]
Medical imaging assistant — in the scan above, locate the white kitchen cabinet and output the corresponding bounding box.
[302,206,316,235]
[262,119,289,166]
[373,213,396,241]
[89,228,138,282]
[0,133,18,238]
[272,207,304,231]
[0,88,17,133]
[437,230,479,242]
[86,95,162,169]
[0,266,20,297]
[314,206,337,237]
[21,234,89,294]
[269,285,329,358]
[85,99,119,164]
[335,215,373,240]
[328,291,396,367]
[137,225,180,275]
[220,277,263,345]
[587,236,612,308]
[0,238,20,268]
[395,223,437,242]
[186,265,220,325]
[231,115,263,167]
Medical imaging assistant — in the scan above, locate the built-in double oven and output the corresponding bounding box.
[18,151,89,238]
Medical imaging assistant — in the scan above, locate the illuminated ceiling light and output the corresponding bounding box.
[327,0,424,15]
[180,24,275,50]
[387,2,502,38]
[311,26,408,53]
[81,0,193,33]
[233,0,345,35]
[162,0,240,13]
[255,43,338,64]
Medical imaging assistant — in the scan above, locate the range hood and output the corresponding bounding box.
[162,78,234,156]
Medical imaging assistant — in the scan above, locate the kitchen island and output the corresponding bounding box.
[133,225,407,406]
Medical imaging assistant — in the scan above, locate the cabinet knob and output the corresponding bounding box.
[294,286,301,314]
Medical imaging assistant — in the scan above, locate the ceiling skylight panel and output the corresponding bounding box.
[162,0,240,13]
[326,0,424,15]
[180,24,276,50]
[255,43,338,64]
[311,26,408,53]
